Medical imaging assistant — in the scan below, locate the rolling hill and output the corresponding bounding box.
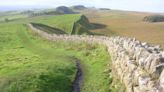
[56,6,75,14]
[72,5,87,10]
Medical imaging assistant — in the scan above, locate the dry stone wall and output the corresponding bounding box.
[28,24,164,92]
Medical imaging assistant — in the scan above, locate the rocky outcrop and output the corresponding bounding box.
[28,24,164,92]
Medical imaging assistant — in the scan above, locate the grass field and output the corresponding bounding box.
[51,41,114,92]
[0,14,113,92]
[31,14,81,34]
[83,9,164,48]
[0,22,78,92]
[0,11,28,22]
[9,14,92,35]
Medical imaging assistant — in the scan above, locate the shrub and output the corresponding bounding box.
[143,15,164,22]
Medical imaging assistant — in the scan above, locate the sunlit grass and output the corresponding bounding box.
[0,20,113,92]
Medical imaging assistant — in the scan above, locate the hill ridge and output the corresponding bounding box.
[71,15,92,35]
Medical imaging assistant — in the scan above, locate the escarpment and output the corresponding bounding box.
[28,23,164,92]
[71,15,93,35]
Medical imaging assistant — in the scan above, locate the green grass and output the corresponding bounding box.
[31,14,92,35]
[0,11,28,22]
[0,23,77,92]
[0,19,114,92]
[31,14,81,34]
[10,14,92,35]
[50,41,113,92]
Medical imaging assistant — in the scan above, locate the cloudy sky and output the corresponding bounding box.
[0,0,164,13]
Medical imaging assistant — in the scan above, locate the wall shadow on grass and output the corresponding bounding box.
[88,23,108,36]
[31,23,67,34]
[90,23,107,30]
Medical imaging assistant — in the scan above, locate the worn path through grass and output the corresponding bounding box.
[0,21,114,92]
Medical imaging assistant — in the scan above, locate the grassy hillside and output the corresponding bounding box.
[0,10,93,35]
[0,18,114,92]
[0,8,76,23]
[30,23,66,34]
[28,14,92,35]
[0,11,28,22]
[72,15,93,34]
[0,23,77,92]
[31,14,81,34]
[71,5,87,10]
[83,9,164,48]
[56,6,75,14]
[4,14,81,33]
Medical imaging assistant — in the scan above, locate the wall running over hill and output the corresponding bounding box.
[71,15,92,35]
[28,24,164,92]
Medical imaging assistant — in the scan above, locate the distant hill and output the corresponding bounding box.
[72,5,87,10]
[143,15,164,22]
[99,8,111,10]
[56,6,75,14]
[0,6,78,19]
[29,11,63,17]
[20,10,34,15]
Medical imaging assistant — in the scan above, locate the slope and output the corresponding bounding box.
[0,17,113,92]
[0,22,77,92]
[29,14,93,35]
[83,9,164,48]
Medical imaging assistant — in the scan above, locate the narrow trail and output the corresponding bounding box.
[72,60,83,92]
[28,23,164,92]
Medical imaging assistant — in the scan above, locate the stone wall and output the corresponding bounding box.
[28,24,164,92]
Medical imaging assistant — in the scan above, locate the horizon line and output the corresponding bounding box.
[0,5,164,14]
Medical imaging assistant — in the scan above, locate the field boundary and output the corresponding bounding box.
[28,23,164,92]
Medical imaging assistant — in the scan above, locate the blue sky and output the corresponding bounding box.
[0,0,164,13]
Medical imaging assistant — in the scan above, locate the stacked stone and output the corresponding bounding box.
[28,23,164,92]
[107,37,164,92]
